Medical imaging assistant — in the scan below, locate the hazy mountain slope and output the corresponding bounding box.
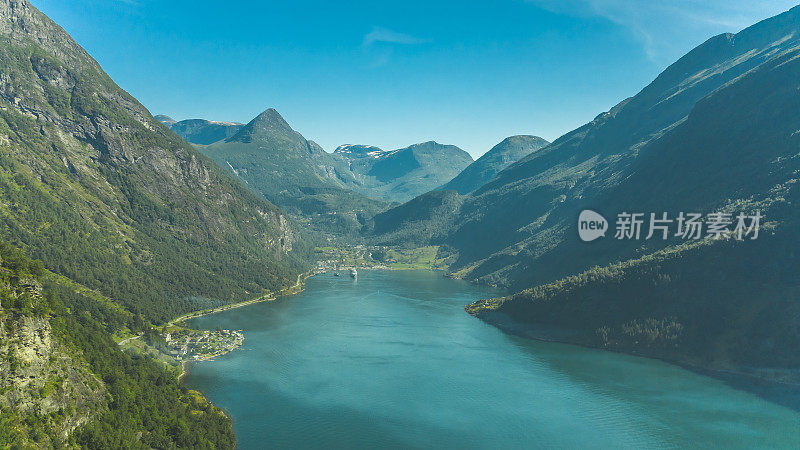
[200,109,390,237]
[334,141,473,202]
[0,0,305,322]
[163,118,244,145]
[375,5,800,291]
[456,6,800,384]
[454,9,800,289]
[440,135,549,194]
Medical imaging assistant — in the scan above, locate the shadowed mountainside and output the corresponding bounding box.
[440,135,549,195]
[374,5,800,385]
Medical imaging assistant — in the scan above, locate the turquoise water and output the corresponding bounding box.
[185,270,800,449]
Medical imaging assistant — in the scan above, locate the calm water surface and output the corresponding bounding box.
[185,270,800,449]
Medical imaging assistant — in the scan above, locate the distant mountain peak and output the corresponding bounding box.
[155,114,176,126]
[248,108,291,130]
[163,117,245,145]
[407,140,460,152]
[329,140,472,201]
[499,135,547,145]
[207,119,244,126]
[334,144,386,158]
[439,134,549,194]
[253,108,285,123]
[227,108,295,143]
[407,141,443,150]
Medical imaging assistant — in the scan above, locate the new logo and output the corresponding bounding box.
[578,210,608,241]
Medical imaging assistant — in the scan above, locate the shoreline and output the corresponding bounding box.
[176,266,800,447]
[178,360,188,383]
[177,267,800,413]
[474,310,800,413]
[170,270,321,327]
[174,269,322,381]
[174,267,409,381]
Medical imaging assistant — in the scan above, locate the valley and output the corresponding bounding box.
[1,0,799,447]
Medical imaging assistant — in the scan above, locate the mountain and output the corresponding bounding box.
[440,135,549,194]
[375,6,800,381]
[453,5,800,288]
[332,144,384,158]
[0,0,310,445]
[334,141,474,202]
[0,0,306,323]
[167,115,473,220]
[200,109,390,237]
[378,5,800,289]
[370,189,464,246]
[154,114,176,126]
[162,118,244,145]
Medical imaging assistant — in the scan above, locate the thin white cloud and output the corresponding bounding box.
[362,27,430,47]
[528,0,799,64]
[361,27,430,68]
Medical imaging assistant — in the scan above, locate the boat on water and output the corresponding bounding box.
[350,268,358,278]
[333,271,340,277]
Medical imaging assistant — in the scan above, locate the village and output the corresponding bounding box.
[118,325,246,366]
[163,328,245,361]
[312,245,444,272]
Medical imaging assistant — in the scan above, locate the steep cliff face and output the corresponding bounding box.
[0,269,106,446]
[0,312,107,441]
[273,213,294,253]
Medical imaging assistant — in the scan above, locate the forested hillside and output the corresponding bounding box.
[0,0,308,323]
[0,241,235,448]
[468,181,800,377]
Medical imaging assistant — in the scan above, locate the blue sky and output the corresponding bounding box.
[33,0,798,157]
